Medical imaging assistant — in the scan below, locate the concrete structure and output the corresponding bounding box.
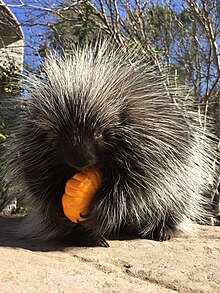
[0,0,24,91]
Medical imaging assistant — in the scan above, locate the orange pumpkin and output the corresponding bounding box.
[62,170,103,223]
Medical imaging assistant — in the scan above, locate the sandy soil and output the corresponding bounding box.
[0,217,219,293]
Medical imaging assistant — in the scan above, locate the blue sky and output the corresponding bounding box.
[5,0,60,70]
[4,0,187,70]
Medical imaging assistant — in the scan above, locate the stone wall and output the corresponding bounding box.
[0,0,24,97]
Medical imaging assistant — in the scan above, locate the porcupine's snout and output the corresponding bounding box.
[59,138,98,171]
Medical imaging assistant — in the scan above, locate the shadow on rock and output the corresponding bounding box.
[0,216,65,252]
[0,216,143,252]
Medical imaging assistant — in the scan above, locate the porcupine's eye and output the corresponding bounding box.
[93,130,111,148]
[94,130,103,141]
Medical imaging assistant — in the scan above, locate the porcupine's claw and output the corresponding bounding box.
[83,234,110,247]
[79,213,89,219]
[141,221,175,241]
[97,236,110,248]
[150,222,174,241]
[152,226,172,241]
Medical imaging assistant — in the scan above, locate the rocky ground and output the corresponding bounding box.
[0,216,219,293]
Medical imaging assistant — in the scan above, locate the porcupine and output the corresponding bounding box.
[5,41,216,247]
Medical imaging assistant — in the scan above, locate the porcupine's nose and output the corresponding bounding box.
[62,143,98,171]
[67,156,96,171]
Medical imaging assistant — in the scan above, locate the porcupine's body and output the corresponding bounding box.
[6,42,216,246]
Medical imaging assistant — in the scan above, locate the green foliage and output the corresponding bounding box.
[0,57,22,93]
[10,204,28,216]
[0,56,22,210]
[45,0,101,53]
[0,113,7,209]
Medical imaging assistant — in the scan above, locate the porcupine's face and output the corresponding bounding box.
[32,86,124,172]
[58,111,122,171]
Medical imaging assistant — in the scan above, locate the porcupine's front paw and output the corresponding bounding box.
[76,232,109,247]
[91,235,110,248]
[60,227,109,247]
[78,216,110,247]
